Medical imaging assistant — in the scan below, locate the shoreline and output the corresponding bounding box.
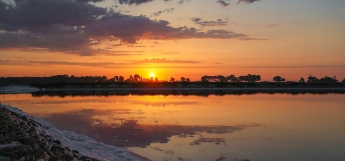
[42,87,345,91]
[2,85,345,94]
[0,104,150,161]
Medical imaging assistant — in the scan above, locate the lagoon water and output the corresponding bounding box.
[1,93,345,161]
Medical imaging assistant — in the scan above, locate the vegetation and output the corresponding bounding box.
[201,74,261,82]
[0,74,344,88]
[273,76,285,82]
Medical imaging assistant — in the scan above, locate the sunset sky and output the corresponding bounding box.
[1,0,344,81]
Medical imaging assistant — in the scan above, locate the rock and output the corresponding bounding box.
[31,148,48,159]
[2,151,18,160]
[19,122,27,127]
[79,156,93,161]
[51,145,66,154]
[0,129,7,134]
[65,147,71,152]
[27,127,36,133]
[64,154,76,161]
[0,124,8,130]
[53,140,61,145]
[49,156,60,161]
[18,145,33,155]
[9,131,16,137]
[0,107,100,161]
[0,136,10,143]
[0,156,10,161]
[72,150,79,154]
[33,135,42,141]
[45,150,54,157]
[11,126,22,132]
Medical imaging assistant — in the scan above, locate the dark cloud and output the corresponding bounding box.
[151,8,174,17]
[0,0,107,33]
[0,32,95,55]
[190,137,226,146]
[191,18,228,27]
[75,0,104,3]
[238,0,260,4]
[118,0,154,5]
[216,0,230,7]
[0,0,261,56]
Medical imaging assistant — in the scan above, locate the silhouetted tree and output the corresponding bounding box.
[201,75,218,82]
[201,75,208,82]
[134,74,141,82]
[342,78,345,83]
[227,75,239,82]
[186,78,191,82]
[319,76,338,83]
[238,74,261,82]
[307,76,318,83]
[299,77,305,83]
[181,77,186,82]
[273,76,285,82]
[201,75,227,82]
[217,75,226,82]
[102,76,107,82]
[119,76,124,82]
[170,77,175,82]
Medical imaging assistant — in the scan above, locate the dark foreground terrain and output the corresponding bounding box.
[0,105,99,161]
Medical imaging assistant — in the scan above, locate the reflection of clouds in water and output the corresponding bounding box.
[214,154,227,161]
[149,146,174,155]
[190,137,226,146]
[132,100,199,107]
[38,108,262,148]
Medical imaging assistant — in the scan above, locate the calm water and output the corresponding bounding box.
[1,93,345,161]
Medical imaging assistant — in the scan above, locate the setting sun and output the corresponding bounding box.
[150,73,154,77]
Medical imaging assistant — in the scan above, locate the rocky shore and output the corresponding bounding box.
[0,104,146,161]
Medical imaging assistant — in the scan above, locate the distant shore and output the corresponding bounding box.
[2,85,345,94]
[41,87,345,91]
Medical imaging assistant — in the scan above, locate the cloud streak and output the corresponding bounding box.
[134,58,201,64]
[217,0,230,7]
[151,8,174,17]
[0,58,202,68]
[118,0,154,6]
[191,18,228,27]
[238,0,260,4]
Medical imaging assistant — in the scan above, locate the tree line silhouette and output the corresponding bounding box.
[201,74,261,82]
[200,74,342,83]
[0,74,344,86]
